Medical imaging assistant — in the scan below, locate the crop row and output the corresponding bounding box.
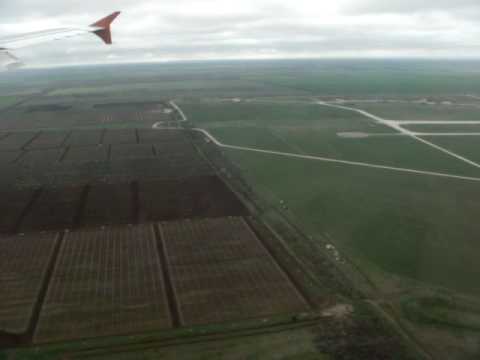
[35,225,171,343]
[161,217,309,325]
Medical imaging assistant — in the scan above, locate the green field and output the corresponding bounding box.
[353,102,480,121]
[250,61,480,96]
[182,101,480,177]
[180,99,480,297]
[403,295,480,332]
[222,149,480,296]
[425,137,480,164]
[403,124,480,133]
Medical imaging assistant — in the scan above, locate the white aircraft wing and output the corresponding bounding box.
[0,11,120,69]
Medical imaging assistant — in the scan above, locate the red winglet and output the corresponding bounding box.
[90,11,121,45]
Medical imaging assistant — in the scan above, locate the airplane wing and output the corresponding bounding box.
[0,11,121,69]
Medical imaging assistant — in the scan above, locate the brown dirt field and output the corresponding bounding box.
[35,225,172,344]
[111,144,155,160]
[26,132,70,150]
[0,188,37,233]
[103,129,137,145]
[0,129,215,187]
[80,183,134,226]
[0,151,21,164]
[4,174,241,233]
[106,156,213,183]
[137,129,188,144]
[0,132,39,151]
[160,217,309,325]
[68,130,103,147]
[0,129,245,232]
[62,146,109,163]
[154,142,201,159]
[19,186,84,232]
[18,149,63,166]
[138,176,248,222]
[0,232,59,334]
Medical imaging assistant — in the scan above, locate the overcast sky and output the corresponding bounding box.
[2,0,480,67]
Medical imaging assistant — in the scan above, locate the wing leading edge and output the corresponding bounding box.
[0,12,121,69]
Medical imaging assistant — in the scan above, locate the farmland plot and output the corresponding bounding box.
[103,129,137,145]
[139,176,247,222]
[13,154,61,187]
[49,160,111,187]
[106,154,212,182]
[111,144,155,160]
[26,132,70,150]
[160,217,308,325]
[93,101,167,111]
[0,151,21,164]
[62,146,109,163]
[80,183,134,226]
[154,142,201,159]
[7,171,48,189]
[20,186,84,231]
[0,132,38,151]
[0,232,58,333]
[137,110,173,124]
[137,129,188,145]
[18,149,62,167]
[68,130,103,147]
[35,225,171,343]
[0,188,37,233]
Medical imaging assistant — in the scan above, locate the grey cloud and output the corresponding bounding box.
[347,0,480,14]
[3,0,480,67]
[160,14,264,31]
[0,0,132,21]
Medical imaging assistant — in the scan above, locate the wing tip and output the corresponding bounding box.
[90,11,121,45]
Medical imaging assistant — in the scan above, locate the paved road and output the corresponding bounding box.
[169,101,188,122]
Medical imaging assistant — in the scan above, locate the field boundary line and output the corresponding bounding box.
[154,223,181,328]
[58,145,71,163]
[72,185,91,228]
[131,181,140,224]
[242,217,314,309]
[13,187,43,233]
[21,132,41,151]
[67,317,320,358]
[29,231,65,343]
